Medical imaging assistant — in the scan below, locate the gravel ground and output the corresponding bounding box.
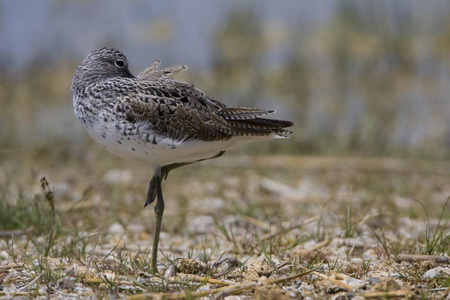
[0,154,449,299]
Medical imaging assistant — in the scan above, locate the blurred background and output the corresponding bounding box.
[1,0,450,159]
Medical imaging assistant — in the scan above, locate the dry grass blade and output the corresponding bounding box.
[299,267,354,291]
[40,177,56,257]
[174,274,232,285]
[362,290,413,299]
[357,213,380,228]
[0,263,20,270]
[57,199,102,212]
[126,269,316,300]
[261,216,319,241]
[17,273,42,291]
[292,239,331,256]
[250,156,450,176]
[330,271,348,280]
[84,277,134,286]
[0,291,29,297]
[240,215,272,230]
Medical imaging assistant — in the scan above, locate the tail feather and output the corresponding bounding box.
[218,107,275,120]
[226,117,294,137]
[237,117,294,128]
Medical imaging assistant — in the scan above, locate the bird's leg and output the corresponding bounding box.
[144,167,170,208]
[151,168,164,273]
[144,176,158,208]
[146,152,227,271]
[144,152,226,207]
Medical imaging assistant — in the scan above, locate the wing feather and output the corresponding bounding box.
[119,64,293,142]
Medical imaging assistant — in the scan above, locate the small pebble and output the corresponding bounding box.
[213,257,239,276]
[164,265,175,278]
[196,285,210,292]
[257,276,268,284]
[330,292,348,299]
[108,222,124,234]
[363,249,378,260]
[0,250,9,259]
[58,277,76,290]
[423,266,443,279]
[344,277,366,289]
[326,285,345,294]
[223,296,242,300]
[103,169,133,184]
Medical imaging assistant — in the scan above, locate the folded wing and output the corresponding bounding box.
[122,66,293,142]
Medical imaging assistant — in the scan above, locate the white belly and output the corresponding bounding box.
[83,121,274,168]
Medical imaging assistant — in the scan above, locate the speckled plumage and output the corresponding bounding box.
[72,47,293,169]
[71,47,293,271]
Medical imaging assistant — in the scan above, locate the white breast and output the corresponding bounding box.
[83,120,275,168]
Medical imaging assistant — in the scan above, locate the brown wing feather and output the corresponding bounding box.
[121,71,293,142]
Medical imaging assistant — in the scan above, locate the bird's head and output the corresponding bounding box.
[72,47,134,92]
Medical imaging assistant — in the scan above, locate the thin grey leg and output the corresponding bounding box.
[144,151,225,207]
[144,176,158,208]
[146,151,226,272]
[151,171,164,273]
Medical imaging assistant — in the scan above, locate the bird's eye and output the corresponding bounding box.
[115,60,125,68]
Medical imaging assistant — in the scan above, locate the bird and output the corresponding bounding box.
[71,47,293,272]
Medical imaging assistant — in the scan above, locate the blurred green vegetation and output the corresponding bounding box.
[1,2,450,159]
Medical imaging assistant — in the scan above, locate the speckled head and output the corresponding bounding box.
[72,47,134,92]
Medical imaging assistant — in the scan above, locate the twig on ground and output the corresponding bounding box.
[395,254,449,264]
[427,287,448,292]
[0,231,25,239]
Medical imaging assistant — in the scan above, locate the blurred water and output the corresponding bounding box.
[0,0,334,71]
[1,0,450,157]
